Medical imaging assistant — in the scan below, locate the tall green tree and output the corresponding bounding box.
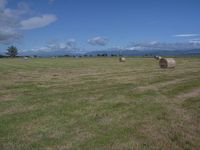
[6,46,18,57]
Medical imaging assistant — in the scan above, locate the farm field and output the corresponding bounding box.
[0,57,200,150]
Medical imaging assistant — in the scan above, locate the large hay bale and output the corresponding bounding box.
[159,58,176,68]
[119,57,126,62]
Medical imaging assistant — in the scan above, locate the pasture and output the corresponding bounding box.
[0,57,200,149]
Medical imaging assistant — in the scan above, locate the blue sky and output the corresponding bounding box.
[0,0,200,54]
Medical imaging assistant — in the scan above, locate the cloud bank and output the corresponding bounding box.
[88,36,109,46]
[189,39,200,44]
[21,15,57,30]
[174,34,199,37]
[0,29,22,44]
[30,39,79,52]
[0,0,57,44]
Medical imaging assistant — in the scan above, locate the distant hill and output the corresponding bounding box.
[20,50,78,57]
[17,49,200,57]
[85,49,200,56]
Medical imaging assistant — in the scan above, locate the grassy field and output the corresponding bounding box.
[0,57,200,150]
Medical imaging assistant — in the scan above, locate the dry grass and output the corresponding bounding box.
[0,57,200,150]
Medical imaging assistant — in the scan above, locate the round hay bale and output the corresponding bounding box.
[159,58,176,68]
[119,57,126,62]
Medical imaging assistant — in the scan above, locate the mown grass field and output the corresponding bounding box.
[0,57,200,150]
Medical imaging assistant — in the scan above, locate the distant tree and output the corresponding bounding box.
[6,46,18,57]
[101,53,107,57]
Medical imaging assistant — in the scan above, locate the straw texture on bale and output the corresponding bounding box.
[119,57,126,62]
[159,58,176,68]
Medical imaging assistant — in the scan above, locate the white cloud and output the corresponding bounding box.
[88,36,109,46]
[65,39,76,49]
[20,14,57,30]
[29,39,78,52]
[149,41,158,45]
[174,34,199,37]
[126,46,144,50]
[0,0,25,44]
[36,46,50,52]
[189,39,200,44]
[0,0,57,44]
[0,28,21,44]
